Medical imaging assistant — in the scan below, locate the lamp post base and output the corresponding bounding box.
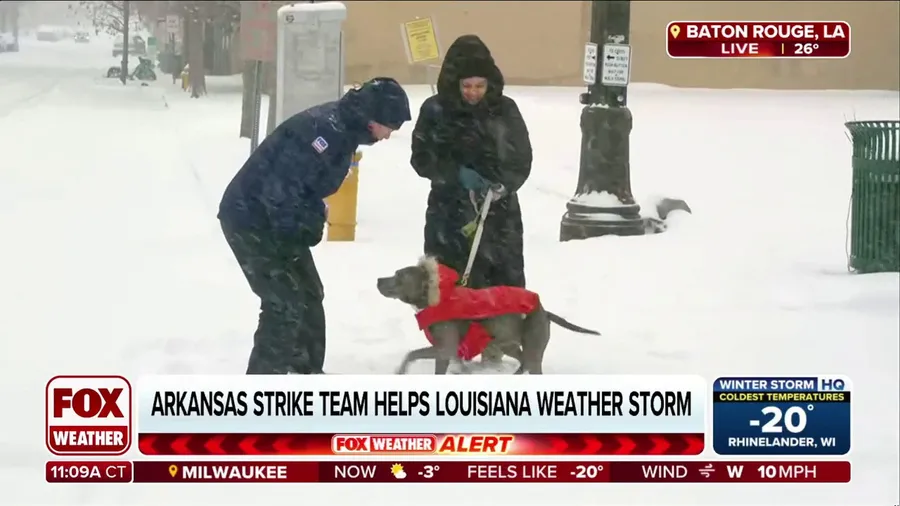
[559,199,645,241]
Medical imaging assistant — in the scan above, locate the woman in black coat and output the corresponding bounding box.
[410,34,533,293]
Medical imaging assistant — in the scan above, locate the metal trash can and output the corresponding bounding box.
[844,120,900,273]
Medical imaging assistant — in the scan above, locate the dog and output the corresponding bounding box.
[376,257,600,375]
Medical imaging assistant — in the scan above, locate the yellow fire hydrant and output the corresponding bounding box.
[324,151,361,241]
[181,64,190,91]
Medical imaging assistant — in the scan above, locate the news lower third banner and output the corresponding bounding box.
[46,460,852,483]
[134,375,706,456]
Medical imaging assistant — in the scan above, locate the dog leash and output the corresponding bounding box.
[459,187,498,287]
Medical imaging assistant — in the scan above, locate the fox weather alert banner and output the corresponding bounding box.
[133,375,706,456]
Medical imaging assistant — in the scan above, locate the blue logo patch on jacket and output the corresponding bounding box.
[312,136,329,154]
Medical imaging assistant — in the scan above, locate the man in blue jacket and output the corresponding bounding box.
[218,77,411,374]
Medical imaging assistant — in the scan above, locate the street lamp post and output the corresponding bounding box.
[559,0,645,241]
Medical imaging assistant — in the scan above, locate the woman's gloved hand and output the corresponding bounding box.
[458,166,490,192]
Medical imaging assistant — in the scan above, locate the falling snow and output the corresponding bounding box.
[1,33,897,506]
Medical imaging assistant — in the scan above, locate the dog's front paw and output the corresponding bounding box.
[480,346,505,364]
[455,360,475,375]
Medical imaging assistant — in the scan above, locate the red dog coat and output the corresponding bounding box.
[414,258,540,360]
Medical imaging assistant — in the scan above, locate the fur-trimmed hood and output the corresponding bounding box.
[417,255,458,307]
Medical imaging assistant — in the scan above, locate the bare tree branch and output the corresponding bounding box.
[71,1,141,35]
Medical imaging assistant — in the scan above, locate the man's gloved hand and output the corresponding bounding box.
[297,216,325,247]
[299,226,323,247]
[459,166,490,193]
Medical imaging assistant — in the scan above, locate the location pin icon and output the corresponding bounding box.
[670,25,681,39]
[169,465,178,478]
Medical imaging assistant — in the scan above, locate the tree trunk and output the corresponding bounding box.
[240,60,256,138]
[11,4,18,42]
[120,2,130,86]
[186,11,206,98]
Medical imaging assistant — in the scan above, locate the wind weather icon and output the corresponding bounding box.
[390,463,407,479]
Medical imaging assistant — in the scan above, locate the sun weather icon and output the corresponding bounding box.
[390,463,407,479]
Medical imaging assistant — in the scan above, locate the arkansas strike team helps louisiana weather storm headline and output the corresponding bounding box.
[150,389,693,417]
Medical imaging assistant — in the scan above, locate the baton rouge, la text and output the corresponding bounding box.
[683,23,847,40]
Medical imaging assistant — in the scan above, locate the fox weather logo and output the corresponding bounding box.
[820,377,845,391]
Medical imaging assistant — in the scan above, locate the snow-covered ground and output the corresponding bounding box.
[1,36,898,505]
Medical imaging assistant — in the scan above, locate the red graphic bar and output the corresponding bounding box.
[666,21,850,58]
[45,461,133,483]
[130,460,851,483]
[667,40,849,58]
[137,433,704,456]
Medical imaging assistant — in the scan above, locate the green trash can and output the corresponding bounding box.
[844,121,900,273]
